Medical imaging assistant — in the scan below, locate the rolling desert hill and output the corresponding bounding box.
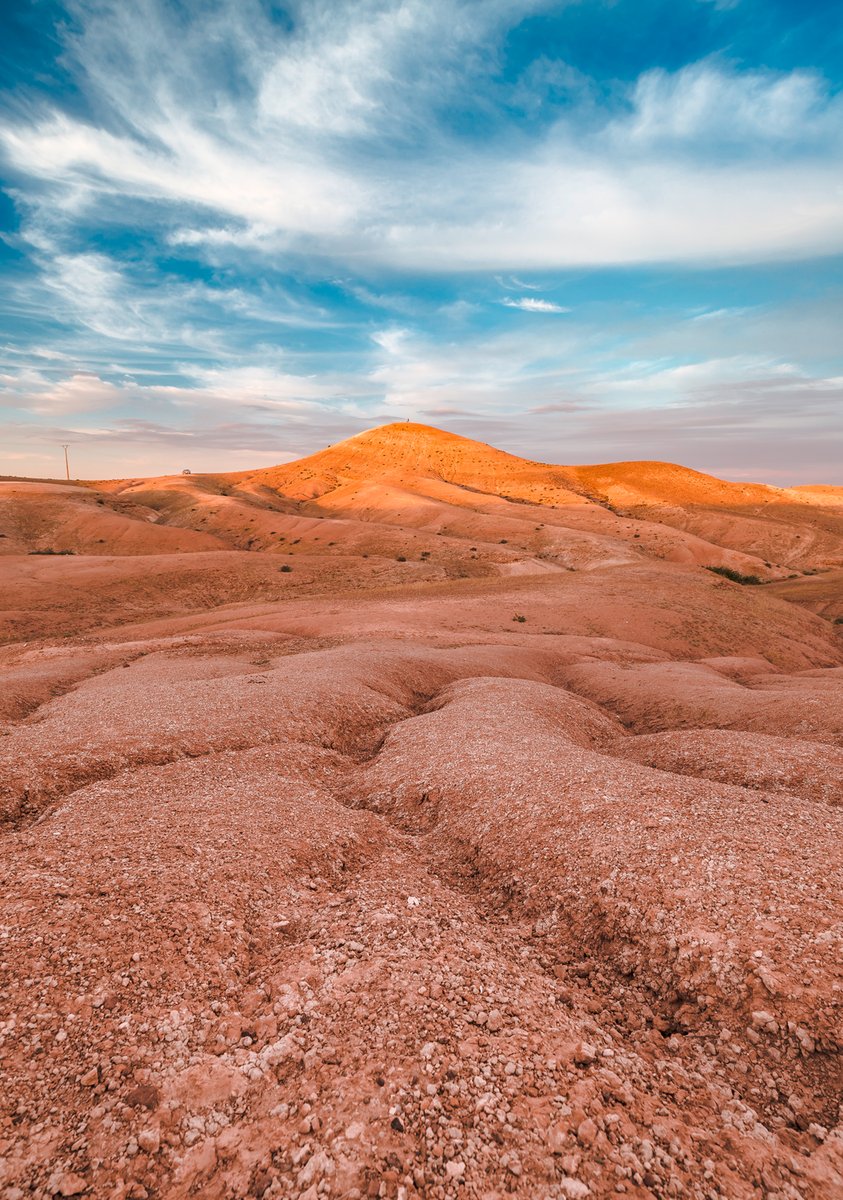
[0,422,842,1200]
[4,424,843,630]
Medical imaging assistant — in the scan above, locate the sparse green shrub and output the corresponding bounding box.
[396,555,407,562]
[705,565,762,585]
[29,548,76,556]
[278,564,293,573]
[513,614,526,623]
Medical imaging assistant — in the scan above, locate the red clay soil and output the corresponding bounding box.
[0,423,841,1200]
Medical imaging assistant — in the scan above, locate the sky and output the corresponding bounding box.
[1,0,842,482]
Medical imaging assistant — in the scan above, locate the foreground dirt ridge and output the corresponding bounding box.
[0,423,842,1200]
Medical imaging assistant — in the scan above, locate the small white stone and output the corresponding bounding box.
[560,1180,591,1199]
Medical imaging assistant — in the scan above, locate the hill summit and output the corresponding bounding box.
[239,421,582,505]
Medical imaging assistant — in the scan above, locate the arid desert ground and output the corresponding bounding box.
[1,421,842,1200]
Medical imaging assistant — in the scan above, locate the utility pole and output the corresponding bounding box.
[61,444,70,481]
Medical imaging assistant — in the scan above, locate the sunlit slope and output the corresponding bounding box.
[238,421,586,506]
[5,422,842,575]
[568,458,843,569]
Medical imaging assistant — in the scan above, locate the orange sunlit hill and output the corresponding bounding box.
[2,421,843,1198]
[4,423,843,607]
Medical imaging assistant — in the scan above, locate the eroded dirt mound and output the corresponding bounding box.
[2,620,842,1200]
[613,728,843,806]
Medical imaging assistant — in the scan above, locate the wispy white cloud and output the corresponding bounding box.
[495,276,544,291]
[689,306,754,322]
[619,62,842,149]
[502,297,570,313]
[2,5,842,275]
[30,372,126,415]
[366,322,587,417]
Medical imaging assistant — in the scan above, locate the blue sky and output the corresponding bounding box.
[1,0,842,481]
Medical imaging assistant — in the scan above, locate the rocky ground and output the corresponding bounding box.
[0,425,841,1198]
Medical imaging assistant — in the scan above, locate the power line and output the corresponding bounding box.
[61,444,70,481]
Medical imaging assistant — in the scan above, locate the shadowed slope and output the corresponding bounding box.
[0,480,226,556]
